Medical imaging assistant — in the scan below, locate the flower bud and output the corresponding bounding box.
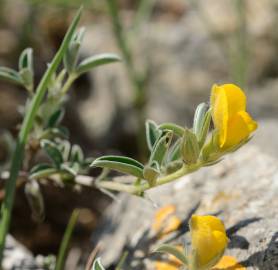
[189,215,228,270]
[181,129,200,165]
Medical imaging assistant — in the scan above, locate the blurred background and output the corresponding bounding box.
[0,0,278,268]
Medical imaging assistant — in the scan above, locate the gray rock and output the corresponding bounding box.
[79,0,278,140]
[92,144,278,269]
[3,235,55,270]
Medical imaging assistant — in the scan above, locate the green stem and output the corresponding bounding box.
[233,0,248,88]
[106,0,138,90]
[0,8,82,264]
[55,209,79,270]
[115,251,128,270]
[61,73,77,95]
[97,163,200,194]
[106,0,148,159]
[132,0,156,32]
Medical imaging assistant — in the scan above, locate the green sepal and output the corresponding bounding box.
[198,109,211,148]
[149,130,173,166]
[63,27,85,72]
[200,132,221,163]
[165,160,183,174]
[91,155,144,178]
[193,103,212,148]
[181,129,200,165]
[61,163,78,177]
[41,139,64,168]
[70,144,84,163]
[145,119,162,151]
[19,68,33,92]
[91,258,105,270]
[76,53,121,75]
[158,123,185,137]
[59,140,71,161]
[202,158,223,167]
[143,161,160,187]
[19,48,33,71]
[18,48,34,92]
[0,67,23,85]
[154,244,188,266]
[193,103,208,135]
[167,138,182,163]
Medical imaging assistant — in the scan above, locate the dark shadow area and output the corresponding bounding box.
[227,217,262,250]
[240,231,278,270]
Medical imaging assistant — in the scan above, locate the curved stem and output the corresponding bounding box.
[61,73,77,95]
[97,163,201,195]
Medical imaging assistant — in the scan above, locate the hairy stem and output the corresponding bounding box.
[97,163,201,195]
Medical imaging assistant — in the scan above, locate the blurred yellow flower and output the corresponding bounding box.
[190,215,228,270]
[155,245,184,270]
[210,84,257,150]
[152,205,181,237]
[154,261,181,270]
[211,255,246,270]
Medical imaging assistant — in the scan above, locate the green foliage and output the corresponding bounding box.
[76,53,121,76]
[0,6,121,264]
[181,129,200,165]
[92,156,144,179]
[91,258,106,270]
[145,120,162,151]
[55,209,79,270]
[154,244,188,266]
[0,67,23,86]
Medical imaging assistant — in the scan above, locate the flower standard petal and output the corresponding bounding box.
[221,84,246,115]
[190,215,228,270]
[210,85,228,148]
[210,83,257,150]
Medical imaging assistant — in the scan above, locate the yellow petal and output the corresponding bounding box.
[190,215,226,235]
[155,261,180,270]
[238,111,258,132]
[210,83,257,149]
[152,205,176,232]
[211,85,229,147]
[222,111,257,149]
[192,229,227,268]
[211,255,246,270]
[152,205,181,237]
[190,215,228,269]
[162,216,182,235]
[220,84,246,115]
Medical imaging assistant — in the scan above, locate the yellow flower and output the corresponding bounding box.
[190,215,228,270]
[152,205,182,237]
[154,245,184,270]
[211,255,246,270]
[210,84,257,150]
[155,261,181,270]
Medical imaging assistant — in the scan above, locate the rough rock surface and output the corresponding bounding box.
[92,144,278,269]
[79,0,278,138]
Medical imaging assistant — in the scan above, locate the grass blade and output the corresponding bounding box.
[55,209,79,270]
[0,7,82,263]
